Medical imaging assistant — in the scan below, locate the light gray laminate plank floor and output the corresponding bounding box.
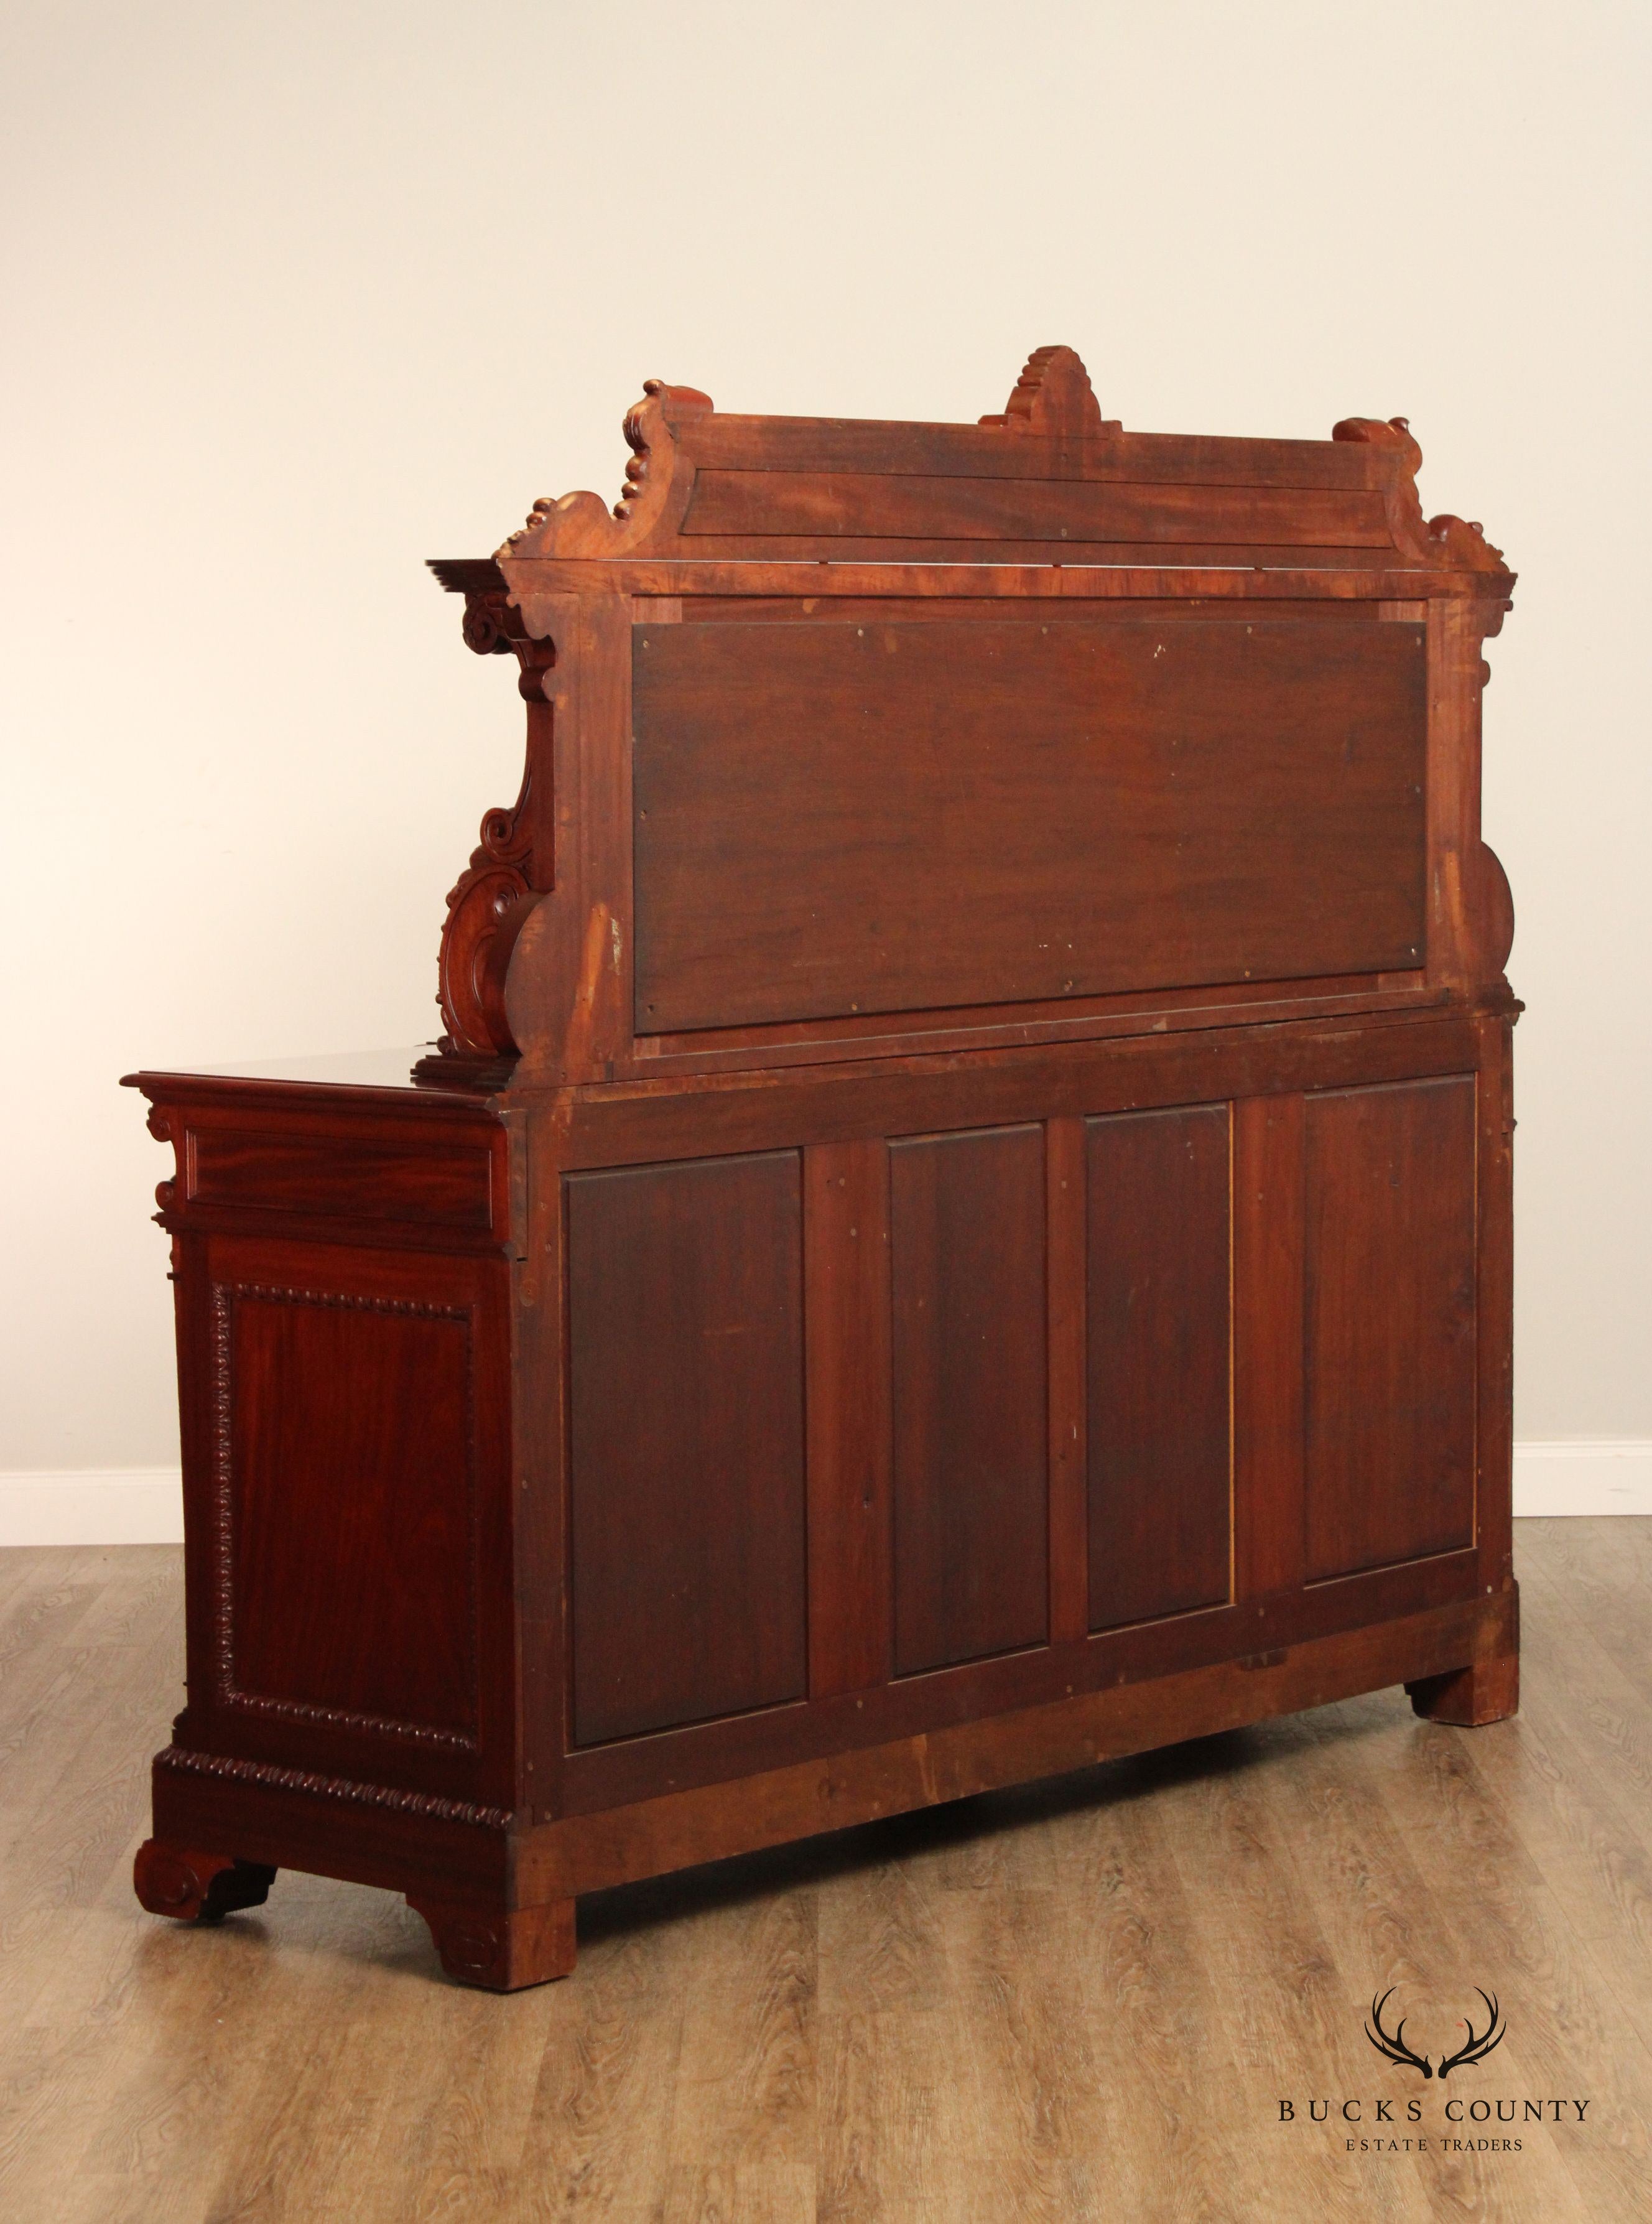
[0,1525,1647,2223]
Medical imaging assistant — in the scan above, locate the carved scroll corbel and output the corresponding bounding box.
[432,606,557,1063]
[146,1104,180,1211]
[496,379,712,561]
[1332,416,1507,572]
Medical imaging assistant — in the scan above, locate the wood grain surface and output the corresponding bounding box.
[3,1528,1646,2222]
[631,616,1427,1031]
[888,1125,1049,1677]
[566,1152,808,1744]
[1086,1103,1232,1631]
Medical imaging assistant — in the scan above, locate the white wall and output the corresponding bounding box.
[2,2,1648,1510]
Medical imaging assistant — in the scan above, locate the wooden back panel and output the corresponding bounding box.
[427,345,1515,1083]
[632,613,1426,1032]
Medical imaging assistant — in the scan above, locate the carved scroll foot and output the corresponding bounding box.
[407,1895,577,1991]
[134,1840,277,1924]
[1406,1654,1519,1726]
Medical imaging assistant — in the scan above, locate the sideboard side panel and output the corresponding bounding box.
[177,1226,516,1808]
[226,1289,478,1736]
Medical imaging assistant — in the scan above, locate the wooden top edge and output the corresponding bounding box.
[485,360,1508,575]
[124,1049,503,1108]
[680,409,1340,454]
[429,556,505,595]
[490,558,1515,596]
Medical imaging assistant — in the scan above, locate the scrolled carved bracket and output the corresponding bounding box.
[146,1104,180,1211]
[1332,416,1507,573]
[432,619,560,1063]
[436,773,541,1060]
[496,379,712,561]
[460,590,521,658]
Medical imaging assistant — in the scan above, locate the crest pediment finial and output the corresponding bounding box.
[981,345,1118,439]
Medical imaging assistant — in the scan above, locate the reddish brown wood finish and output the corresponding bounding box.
[565,1152,807,1744]
[1304,1076,1479,1580]
[406,1894,576,1990]
[226,1288,479,1737]
[632,616,1426,1031]
[804,1141,894,1698]
[129,349,1519,1986]
[134,1841,276,1923]
[1232,1092,1307,1601]
[1045,1116,1090,1647]
[888,1125,1049,1676]
[1086,1105,1232,1632]
[1408,1649,1520,1727]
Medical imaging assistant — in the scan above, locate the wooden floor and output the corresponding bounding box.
[2,1525,1652,2221]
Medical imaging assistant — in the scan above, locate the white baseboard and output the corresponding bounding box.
[0,1445,1648,1547]
[0,1469,185,1546]
[1511,1440,1652,1517]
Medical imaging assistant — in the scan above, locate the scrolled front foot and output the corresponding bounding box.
[134,1839,277,1924]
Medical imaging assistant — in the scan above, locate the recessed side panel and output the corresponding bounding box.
[889,1124,1049,1676]
[632,616,1427,1032]
[223,1283,480,1738]
[1304,1077,1478,1581]
[1087,1104,1232,1631]
[567,1151,807,1745]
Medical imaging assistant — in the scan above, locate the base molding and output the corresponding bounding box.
[518,1586,1519,1903]
[132,1588,1516,1988]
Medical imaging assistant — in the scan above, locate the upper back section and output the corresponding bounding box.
[427,347,1516,1086]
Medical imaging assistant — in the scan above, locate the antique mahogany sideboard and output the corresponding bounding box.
[129,348,1520,1989]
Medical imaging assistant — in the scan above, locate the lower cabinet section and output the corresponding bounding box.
[132,1017,1516,1988]
[558,1069,1485,1756]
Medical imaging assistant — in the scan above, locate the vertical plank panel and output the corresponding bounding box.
[1233,1093,1307,1601]
[1046,1117,1089,1645]
[518,1099,570,1820]
[1474,1023,1515,1597]
[567,1150,807,1744]
[1304,1077,1477,1581]
[1424,598,1480,992]
[890,1125,1048,1677]
[805,1140,893,1697]
[1087,1105,1232,1632]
